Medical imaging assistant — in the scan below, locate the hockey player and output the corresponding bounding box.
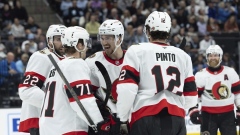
[189,45,240,135]
[116,11,198,135]
[18,24,66,135]
[40,26,110,135]
[85,19,125,135]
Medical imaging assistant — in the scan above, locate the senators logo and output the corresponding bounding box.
[102,79,118,104]
[212,82,230,100]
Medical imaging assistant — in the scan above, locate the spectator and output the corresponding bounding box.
[77,0,88,10]
[13,0,28,24]
[60,0,72,17]
[21,43,33,57]
[107,8,120,20]
[197,16,207,36]
[224,15,239,33]
[0,37,6,59]
[186,0,200,16]
[67,0,84,26]
[221,52,236,69]
[15,53,29,78]
[133,25,147,44]
[184,42,196,61]
[121,9,132,28]
[207,17,220,33]
[11,18,25,38]
[193,53,207,74]
[128,14,140,28]
[190,35,200,53]
[21,34,38,53]
[2,4,13,26]
[1,22,12,39]
[0,52,20,96]
[91,0,102,10]
[127,0,137,15]
[25,16,42,39]
[123,24,134,49]
[206,1,217,19]
[5,33,18,52]
[170,18,180,36]
[85,14,100,36]
[216,2,233,27]
[37,34,47,50]
[117,0,131,12]
[199,33,216,55]
[174,7,188,28]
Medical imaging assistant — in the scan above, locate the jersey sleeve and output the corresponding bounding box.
[64,59,103,125]
[183,54,198,109]
[85,57,100,91]
[116,46,139,122]
[195,70,206,97]
[18,52,49,108]
[229,68,240,107]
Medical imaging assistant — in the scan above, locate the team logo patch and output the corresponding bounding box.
[88,53,96,58]
[212,81,230,99]
[201,131,210,135]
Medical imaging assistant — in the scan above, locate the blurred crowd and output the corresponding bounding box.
[0,0,240,104]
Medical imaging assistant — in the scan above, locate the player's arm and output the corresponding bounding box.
[85,56,100,91]
[229,68,240,108]
[64,60,103,125]
[183,54,198,109]
[18,53,50,108]
[117,47,139,122]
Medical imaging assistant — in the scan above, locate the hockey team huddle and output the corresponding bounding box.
[17,11,240,135]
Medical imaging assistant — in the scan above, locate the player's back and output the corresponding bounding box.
[39,58,89,135]
[123,42,194,122]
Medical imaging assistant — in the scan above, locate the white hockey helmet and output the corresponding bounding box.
[46,24,66,46]
[62,26,91,52]
[98,19,124,53]
[206,45,223,67]
[46,24,66,58]
[144,11,171,34]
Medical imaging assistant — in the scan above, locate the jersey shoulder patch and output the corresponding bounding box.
[88,53,96,58]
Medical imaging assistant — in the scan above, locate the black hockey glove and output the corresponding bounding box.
[97,118,111,132]
[236,109,240,126]
[189,106,201,124]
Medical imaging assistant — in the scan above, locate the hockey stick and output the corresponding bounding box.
[45,50,98,133]
[179,37,186,50]
[95,61,112,107]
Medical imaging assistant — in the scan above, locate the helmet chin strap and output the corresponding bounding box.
[111,35,122,54]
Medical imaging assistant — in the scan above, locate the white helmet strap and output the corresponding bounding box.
[111,35,122,54]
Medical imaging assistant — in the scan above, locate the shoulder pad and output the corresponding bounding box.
[39,50,46,54]
[88,53,96,58]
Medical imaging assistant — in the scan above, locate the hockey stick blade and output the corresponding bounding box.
[179,37,186,50]
[46,52,98,133]
[95,61,112,107]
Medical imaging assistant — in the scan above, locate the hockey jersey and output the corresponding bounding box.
[116,42,198,126]
[85,51,125,113]
[195,66,240,113]
[18,49,61,132]
[39,57,103,135]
